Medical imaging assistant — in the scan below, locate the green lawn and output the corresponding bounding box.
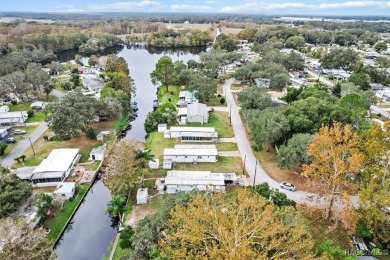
[158,85,180,106]
[82,160,101,171]
[206,96,226,107]
[146,132,176,161]
[25,112,46,123]
[113,112,129,132]
[215,142,237,151]
[188,111,234,138]
[174,156,246,175]
[8,101,33,111]
[44,183,90,241]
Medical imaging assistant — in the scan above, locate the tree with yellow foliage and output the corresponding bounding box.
[159,189,317,259]
[303,122,364,219]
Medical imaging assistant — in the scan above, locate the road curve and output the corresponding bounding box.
[223,78,358,208]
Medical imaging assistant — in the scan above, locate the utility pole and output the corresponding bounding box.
[28,137,36,155]
[242,153,246,175]
[253,160,258,186]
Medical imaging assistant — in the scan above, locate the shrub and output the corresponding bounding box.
[86,127,97,139]
[0,142,8,156]
[11,100,17,105]
[220,97,225,104]
[27,109,34,118]
[217,94,222,97]
[119,226,134,249]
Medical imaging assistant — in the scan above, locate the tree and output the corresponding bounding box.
[106,55,129,74]
[0,141,8,156]
[251,182,296,207]
[34,193,53,219]
[285,35,305,50]
[160,189,316,259]
[42,82,54,101]
[232,62,262,86]
[286,96,335,134]
[332,82,342,97]
[150,56,174,92]
[103,138,143,195]
[0,172,32,218]
[0,218,56,260]
[278,133,313,170]
[349,72,371,91]
[331,93,368,129]
[144,110,163,133]
[74,54,83,66]
[25,63,49,96]
[97,96,123,120]
[106,195,126,222]
[374,41,388,53]
[303,122,364,219]
[187,71,217,103]
[45,93,99,140]
[358,122,390,247]
[88,55,99,67]
[47,61,63,75]
[320,48,359,70]
[246,107,290,151]
[119,226,134,249]
[237,87,273,110]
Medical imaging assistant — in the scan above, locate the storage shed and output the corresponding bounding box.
[163,159,173,169]
[158,124,167,132]
[148,159,159,169]
[54,182,76,200]
[136,188,148,204]
[30,102,46,111]
[89,144,106,161]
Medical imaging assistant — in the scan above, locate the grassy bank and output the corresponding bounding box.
[189,111,234,138]
[113,112,129,132]
[44,183,90,241]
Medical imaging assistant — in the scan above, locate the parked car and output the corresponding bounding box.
[4,137,16,143]
[280,182,296,191]
[13,129,26,135]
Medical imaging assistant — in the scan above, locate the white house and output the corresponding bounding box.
[164,126,218,142]
[136,188,148,204]
[178,91,198,103]
[31,149,80,187]
[0,106,9,112]
[0,111,28,126]
[164,171,226,193]
[163,144,218,163]
[54,182,76,200]
[89,144,106,161]
[30,101,46,111]
[186,103,209,124]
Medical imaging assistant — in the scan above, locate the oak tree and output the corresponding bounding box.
[150,56,174,92]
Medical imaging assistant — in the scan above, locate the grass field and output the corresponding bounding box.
[165,23,212,32]
[8,101,33,112]
[25,111,46,123]
[174,156,246,175]
[158,85,180,106]
[189,111,234,138]
[82,160,101,171]
[44,183,90,241]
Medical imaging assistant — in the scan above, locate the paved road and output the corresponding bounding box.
[52,89,65,99]
[306,70,335,87]
[223,79,358,208]
[370,105,390,118]
[1,123,48,167]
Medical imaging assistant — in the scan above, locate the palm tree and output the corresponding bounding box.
[105,195,126,222]
[134,149,155,188]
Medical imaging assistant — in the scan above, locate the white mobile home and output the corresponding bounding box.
[164,126,218,142]
[31,149,80,187]
[164,171,226,193]
[0,111,28,126]
[179,91,198,103]
[163,144,218,163]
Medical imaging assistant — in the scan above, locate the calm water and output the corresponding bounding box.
[55,45,202,260]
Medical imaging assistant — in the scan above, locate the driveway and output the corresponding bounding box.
[52,89,65,100]
[223,79,358,207]
[370,105,390,118]
[1,123,48,168]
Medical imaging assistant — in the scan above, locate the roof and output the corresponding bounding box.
[178,107,187,116]
[54,182,76,194]
[137,188,148,198]
[0,128,7,134]
[90,145,106,155]
[164,148,218,156]
[31,171,65,179]
[187,103,208,117]
[148,159,159,165]
[0,111,27,119]
[82,76,104,90]
[169,126,215,133]
[181,131,218,138]
[33,149,79,175]
[14,166,36,180]
[165,171,225,186]
[30,101,45,107]
[175,144,216,149]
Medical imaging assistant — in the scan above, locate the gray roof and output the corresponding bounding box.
[82,77,104,91]
[165,171,225,186]
[137,188,148,198]
[187,103,208,117]
[181,131,218,138]
[169,126,215,133]
[90,145,106,155]
[0,111,27,119]
[14,167,37,180]
[174,144,216,149]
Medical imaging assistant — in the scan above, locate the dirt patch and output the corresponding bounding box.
[125,202,159,229]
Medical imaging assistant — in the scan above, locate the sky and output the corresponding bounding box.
[2,0,390,16]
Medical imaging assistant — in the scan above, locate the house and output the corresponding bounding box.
[81,75,104,92]
[54,182,76,200]
[179,91,198,103]
[254,78,271,88]
[186,103,209,124]
[14,166,36,181]
[0,105,9,112]
[271,97,289,107]
[158,124,167,132]
[148,159,159,169]
[30,101,46,111]
[136,188,148,204]
[163,159,173,169]
[164,171,227,193]
[31,149,80,187]
[370,83,385,91]
[163,144,218,163]
[289,78,306,88]
[89,145,105,161]
[0,111,28,126]
[164,126,218,142]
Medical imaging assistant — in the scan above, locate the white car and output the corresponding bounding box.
[280,182,296,191]
[13,129,26,135]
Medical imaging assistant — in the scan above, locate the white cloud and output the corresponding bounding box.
[205,0,218,4]
[89,1,163,11]
[220,1,390,13]
[171,4,212,12]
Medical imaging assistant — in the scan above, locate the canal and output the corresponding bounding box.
[55,45,203,260]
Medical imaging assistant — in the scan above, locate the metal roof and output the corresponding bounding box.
[187,102,208,117]
[174,144,216,149]
[165,171,225,186]
[90,145,106,155]
[180,131,218,138]
[164,148,218,156]
[169,126,215,133]
[14,166,36,180]
[54,182,76,194]
[33,149,79,175]
[0,111,27,119]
